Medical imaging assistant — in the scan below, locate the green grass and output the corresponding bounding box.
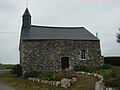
[0,72,98,90]
[111,66,120,74]
[0,64,15,69]
[95,66,120,75]
[94,66,120,90]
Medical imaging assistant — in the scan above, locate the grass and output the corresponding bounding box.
[0,64,15,69]
[95,66,120,90]
[111,66,120,74]
[95,66,120,75]
[0,72,98,90]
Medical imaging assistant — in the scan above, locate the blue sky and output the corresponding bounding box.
[0,0,120,64]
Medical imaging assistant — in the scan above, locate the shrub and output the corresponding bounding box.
[38,72,54,81]
[24,71,78,81]
[24,71,38,78]
[11,64,22,77]
[102,64,111,69]
[54,71,65,81]
[24,71,54,80]
[102,70,117,80]
[54,70,78,80]
[74,65,91,72]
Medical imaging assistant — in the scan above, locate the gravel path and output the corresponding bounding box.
[0,82,18,90]
[0,69,11,73]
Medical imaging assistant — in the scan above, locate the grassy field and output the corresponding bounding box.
[0,64,15,69]
[0,72,98,90]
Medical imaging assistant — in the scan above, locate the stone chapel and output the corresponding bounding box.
[19,8,104,72]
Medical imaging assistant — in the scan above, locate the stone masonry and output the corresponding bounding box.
[20,40,104,72]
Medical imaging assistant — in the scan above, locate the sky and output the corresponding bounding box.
[0,0,120,64]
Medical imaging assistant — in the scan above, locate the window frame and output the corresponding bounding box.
[79,50,87,60]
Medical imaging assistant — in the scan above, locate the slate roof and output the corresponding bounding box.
[21,25,99,41]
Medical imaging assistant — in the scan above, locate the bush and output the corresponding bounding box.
[24,71,38,78]
[102,64,111,69]
[38,72,54,81]
[54,70,78,80]
[74,65,92,72]
[11,64,22,77]
[24,71,54,80]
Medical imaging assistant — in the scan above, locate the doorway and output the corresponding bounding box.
[61,57,69,70]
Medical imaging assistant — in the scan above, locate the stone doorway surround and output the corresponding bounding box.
[61,57,69,70]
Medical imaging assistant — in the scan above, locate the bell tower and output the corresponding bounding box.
[22,8,31,28]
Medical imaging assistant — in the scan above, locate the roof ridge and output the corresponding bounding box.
[31,25,84,29]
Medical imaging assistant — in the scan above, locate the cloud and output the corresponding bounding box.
[0,0,120,64]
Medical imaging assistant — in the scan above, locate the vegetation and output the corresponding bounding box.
[0,64,120,89]
[0,64,15,69]
[24,70,78,81]
[24,71,38,78]
[11,64,22,77]
[73,64,111,73]
[73,64,120,89]
[0,72,97,90]
[116,28,120,43]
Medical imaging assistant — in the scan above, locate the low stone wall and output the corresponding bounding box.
[27,71,103,89]
[27,71,116,90]
[28,77,77,88]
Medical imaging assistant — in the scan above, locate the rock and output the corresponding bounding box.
[56,81,61,87]
[97,75,103,80]
[36,78,40,82]
[70,79,75,84]
[48,81,53,85]
[28,77,32,80]
[61,78,71,88]
[44,80,48,84]
[94,74,97,77]
[32,78,36,81]
[70,77,77,84]
[41,80,46,84]
[37,79,40,82]
[72,77,77,83]
[52,81,56,86]
[87,73,91,75]
[82,72,85,74]
[106,88,116,90]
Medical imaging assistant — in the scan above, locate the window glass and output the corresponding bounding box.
[80,50,86,60]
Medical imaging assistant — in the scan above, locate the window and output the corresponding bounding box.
[80,50,87,60]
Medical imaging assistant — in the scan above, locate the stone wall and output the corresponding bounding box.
[20,40,104,72]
